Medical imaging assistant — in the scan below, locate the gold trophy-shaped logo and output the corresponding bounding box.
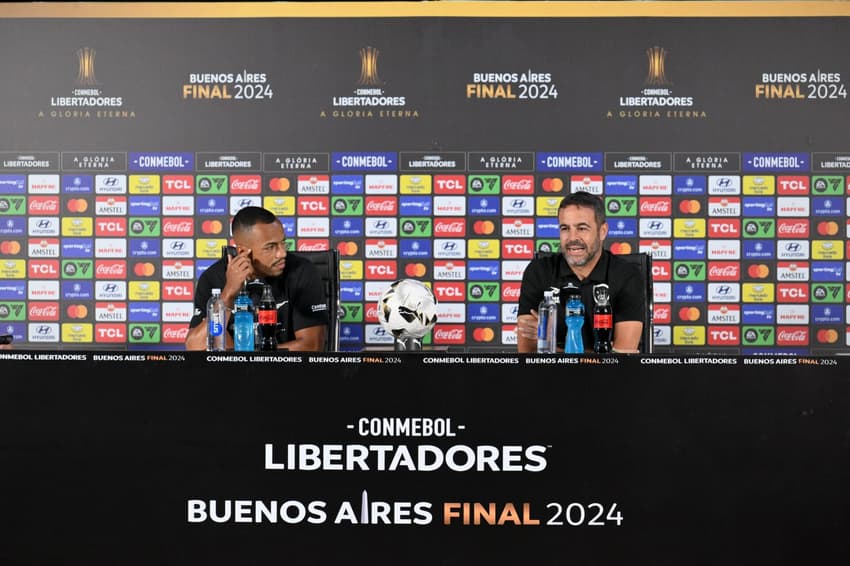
[356,46,383,86]
[75,46,99,86]
[644,46,671,87]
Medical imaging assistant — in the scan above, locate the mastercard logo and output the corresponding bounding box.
[134,263,156,277]
[678,307,701,321]
[678,199,701,214]
[268,177,291,192]
[540,178,564,192]
[473,327,495,342]
[0,241,22,254]
[66,198,88,213]
[816,329,839,344]
[747,264,770,278]
[336,241,358,256]
[201,220,224,235]
[609,242,633,254]
[66,304,88,319]
[816,221,839,236]
[473,220,495,235]
[405,263,427,278]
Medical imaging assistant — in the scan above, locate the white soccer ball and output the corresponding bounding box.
[377,278,438,339]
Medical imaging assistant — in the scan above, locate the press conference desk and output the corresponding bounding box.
[1,352,848,565]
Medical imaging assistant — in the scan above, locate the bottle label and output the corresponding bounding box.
[593,314,613,328]
[258,310,277,325]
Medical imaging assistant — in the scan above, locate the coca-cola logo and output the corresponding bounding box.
[502,177,533,192]
[433,327,464,341]
[230,177,261,191]
[708,265,739,278]
[777,221,808,236]
[365,199,396,213]
[502,287,520,299]
[95,263,126,277]
[639,199,671,214]
[298,242,329,251]
[434,221,465,235]
[163,327,189,339]
[29,199,59,212]
[29,304,59,318]
[163,219,193,235]
[777,329,808,344]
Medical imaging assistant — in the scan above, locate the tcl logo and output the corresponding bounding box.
[433,282,465,301]
[434,175,465,194]
[96,324,127,341]
[776,176,809,195]
[777,284,809,302]
[28,260,59,278]
[651,261,671,280]
[162,175,194,193]
[707,219,740,237]
[708,326,739,345]
[95,218,127,236]
[162,281,194,299]
[364,261,397,280]
[502,240,534,259]
[297,197,330,215]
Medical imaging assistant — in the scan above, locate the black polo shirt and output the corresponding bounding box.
[518,249,645,349]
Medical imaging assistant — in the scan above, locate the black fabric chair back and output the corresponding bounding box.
[292,249,341,351]
[613,252,654,353]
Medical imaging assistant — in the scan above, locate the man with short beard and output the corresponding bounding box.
[516,191,644,353]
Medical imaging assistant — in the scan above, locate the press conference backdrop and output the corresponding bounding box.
[1,2,849,353]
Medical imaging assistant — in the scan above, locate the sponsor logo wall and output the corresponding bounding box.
[0,4,848,353]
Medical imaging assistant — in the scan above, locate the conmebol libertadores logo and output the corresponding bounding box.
[606,45,706,121]
[38,47,136,120]
[320,46,420,120]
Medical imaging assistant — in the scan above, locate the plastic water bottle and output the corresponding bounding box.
[257,283,278,351]
[564,293,585,354]
[233,283,255,352]
[536,289,558,354]
[206,288,226,351]
[592,283,613,353]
